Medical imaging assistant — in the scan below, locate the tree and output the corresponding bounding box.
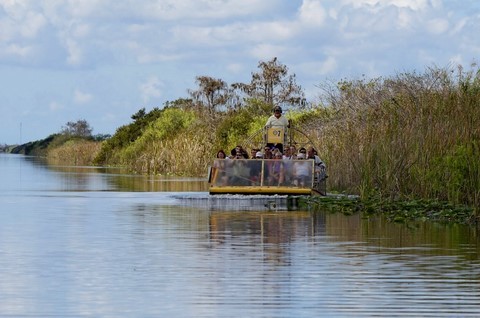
[233,57,305,111]
[61,119,93,138]
[188,76,232,115]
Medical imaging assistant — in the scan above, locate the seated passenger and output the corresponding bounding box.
[250,148,260,159]
[212,150,228,185]
[267,152,285,186]
[263,146,273,159]
[249,151,263,185]
[293,153,310,187]
[306,146,326,171]
[231,152,250,185]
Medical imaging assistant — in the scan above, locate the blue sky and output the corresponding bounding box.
[1,0,479,145]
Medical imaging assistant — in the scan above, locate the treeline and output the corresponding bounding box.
[11,120,110,165]
[9,58,480,211]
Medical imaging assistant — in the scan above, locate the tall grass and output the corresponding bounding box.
[47,139,102,166]
[312,65,479,210]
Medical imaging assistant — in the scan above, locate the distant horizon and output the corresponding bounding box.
[1,0,479,144]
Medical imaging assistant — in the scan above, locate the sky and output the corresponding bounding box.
[1,0,479,145]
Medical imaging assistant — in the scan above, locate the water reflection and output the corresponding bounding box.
[21,155,209,192]
[1,153,480,317]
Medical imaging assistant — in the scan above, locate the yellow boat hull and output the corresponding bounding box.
[209,186,314,195]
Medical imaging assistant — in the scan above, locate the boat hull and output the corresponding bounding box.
[208,159,326,196]
[209,185,314,195]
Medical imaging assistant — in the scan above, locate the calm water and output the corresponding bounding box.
[1,153,479,317]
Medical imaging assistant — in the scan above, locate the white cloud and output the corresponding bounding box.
[139,76,163,103]
[298,57,338,78]
[65,38,83,65]
[74,89,93,104]
[340,0,430,11]
[0,0,479,144]
[20,11,47,38]
[226,63,244,74]
[2,43,32,57]
[298,0,327,27]
[426,18,449,34]
[138,0,276,20]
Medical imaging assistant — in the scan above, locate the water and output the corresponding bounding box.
[0,153,479,317]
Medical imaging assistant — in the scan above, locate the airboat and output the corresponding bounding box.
[208,125,327,196]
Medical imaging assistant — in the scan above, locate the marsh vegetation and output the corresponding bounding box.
[12,59,479,218]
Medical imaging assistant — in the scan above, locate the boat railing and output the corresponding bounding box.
[209,159,316,189]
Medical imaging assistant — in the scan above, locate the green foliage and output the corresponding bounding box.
[93,107,164,165]
[303,195,476,225]
[427,141,480,205]
[10,134,57,155]
[215,100,270,151]
[121,107,196,162]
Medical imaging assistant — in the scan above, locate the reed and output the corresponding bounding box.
[312,65,480,210]
[47,139,102,166]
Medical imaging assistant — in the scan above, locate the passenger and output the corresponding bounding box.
[289,145,297,159]
[250,151,263,185]
[281,146,294,184]
[263,146,273,159]
[212,150,228,185]
[216,149,227,159]
[293,153,310,187]
[283,146,292,159]
[250,148,259,159]
[232,151,250,185]
[267,151,285,186]
[272,147,280,158]
[306,146,326,171]
[232,145,249,159]
[229,148,236,159]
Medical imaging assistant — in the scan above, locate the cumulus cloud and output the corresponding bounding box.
[139,76,163,103]
[426,18,449,34]
[341,0,430,11]
[298,0,327,27]
[0,0,479,144]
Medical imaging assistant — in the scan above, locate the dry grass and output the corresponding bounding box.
[310,65,479,209]
[47,139,102,166]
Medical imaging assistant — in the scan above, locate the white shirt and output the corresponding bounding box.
[265,115,289,129]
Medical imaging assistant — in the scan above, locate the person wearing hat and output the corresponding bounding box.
[249,151,264,185]
[265,106,290,129]
[265,106,290,153]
